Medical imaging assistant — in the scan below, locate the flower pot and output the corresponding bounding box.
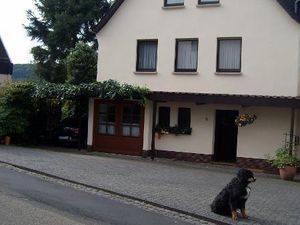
[279,166,297,181]
[4,136,11,145]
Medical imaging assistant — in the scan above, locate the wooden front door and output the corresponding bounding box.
[93,100,144,156]
[213,110,238,162]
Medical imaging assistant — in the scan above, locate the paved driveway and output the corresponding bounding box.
[0,146,299,225]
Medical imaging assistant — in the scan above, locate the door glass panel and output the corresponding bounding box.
[98,104,116,135]
[131,127,140,137]
[122,126,131,136]
[99,125,107,134]
[107,125,115,135]
[122,104,141,137]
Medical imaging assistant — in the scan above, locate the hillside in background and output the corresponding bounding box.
[12,64,35,80]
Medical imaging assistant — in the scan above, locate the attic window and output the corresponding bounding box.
[198,0,220,4]
[164,0,184,7]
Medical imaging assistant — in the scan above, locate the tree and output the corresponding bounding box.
[25,0,111,83]
[66,42,97,85]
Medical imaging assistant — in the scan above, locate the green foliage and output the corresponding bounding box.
[66,43,97,85]
[25,0,111,82]
[31,79,150,104]
[266,148,300,169]
[0,82,34,139]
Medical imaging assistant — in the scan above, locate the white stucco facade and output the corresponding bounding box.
[96,0,300,96]
[88,0,300,163]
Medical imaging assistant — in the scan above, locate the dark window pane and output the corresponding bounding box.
[99,104,107,113]
[99,114,107,123]
[158,107,170,127]
[108,114,115,123]
[178,108,191,128]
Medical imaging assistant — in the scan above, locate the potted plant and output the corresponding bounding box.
[267,148,300,181]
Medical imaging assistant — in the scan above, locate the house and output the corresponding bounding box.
[87,0,300,170]
[0,37,13,87]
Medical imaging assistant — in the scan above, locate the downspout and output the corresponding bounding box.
[295,0,300,14]
[289,108,296,155]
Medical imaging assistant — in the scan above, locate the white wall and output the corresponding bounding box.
[153,102,291,159]
[97,0,300,96]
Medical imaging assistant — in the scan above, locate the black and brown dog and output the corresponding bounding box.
[211,169,256,220]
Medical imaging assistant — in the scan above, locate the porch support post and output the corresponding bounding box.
[289,108,295,155]
[151,101,157,160]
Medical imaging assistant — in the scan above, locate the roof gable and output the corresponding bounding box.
[0,37,13,74]
[94,0,300,34]
[0,37,11,63]
[94,0,125,33]
[277,0,300,23]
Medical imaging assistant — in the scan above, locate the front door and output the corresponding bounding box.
[93,100,144,156]
[213,110,238,162]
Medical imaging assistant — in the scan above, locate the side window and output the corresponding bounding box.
[178,108,191,128]
[198,0,220,5]
[158,107,170,127]
[164,0,184,7]
[98,104,116,135]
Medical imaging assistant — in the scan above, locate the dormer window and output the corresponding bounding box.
[164,0,184,7]
[198,0,220,5]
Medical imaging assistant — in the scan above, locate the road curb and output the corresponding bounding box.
[0,160,230,225]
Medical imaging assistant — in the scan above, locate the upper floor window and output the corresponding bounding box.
[198,0,220,4]
[178,108,191,128]
[175,39,198,72]
[164,0,184,7]
[217,38,242,73]
[136,40,158,72]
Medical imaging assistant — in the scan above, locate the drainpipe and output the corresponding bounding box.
[289,108,295,155]
[295,0,300,14]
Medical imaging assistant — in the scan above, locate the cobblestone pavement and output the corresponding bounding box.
[0,146,299,225]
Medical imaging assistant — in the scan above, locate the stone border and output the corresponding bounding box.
[144,150,276,173]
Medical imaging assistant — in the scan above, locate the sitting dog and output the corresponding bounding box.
[211,168,256,220]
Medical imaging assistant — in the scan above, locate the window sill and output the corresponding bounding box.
[134,71,158,75]
[173,71,198,75]
[196,3,221,8]
[162,5,185,9]
[215,72,242,76]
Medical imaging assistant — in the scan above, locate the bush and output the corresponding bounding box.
[266,148,300,168]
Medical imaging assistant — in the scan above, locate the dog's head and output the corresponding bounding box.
[237,169,256,184]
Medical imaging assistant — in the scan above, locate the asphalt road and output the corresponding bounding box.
[0,166,197,225]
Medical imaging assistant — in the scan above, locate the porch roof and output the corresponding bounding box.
[148,91,300,108]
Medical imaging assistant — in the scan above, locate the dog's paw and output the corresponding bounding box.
[241,209,249,219]
[231,211,238,220]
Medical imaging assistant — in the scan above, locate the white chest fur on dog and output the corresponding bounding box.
[244,187,251,199]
